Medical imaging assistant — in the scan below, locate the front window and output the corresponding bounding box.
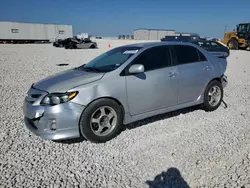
[237,24,250,34]
[79,46,141,72]
[132,46,172,72]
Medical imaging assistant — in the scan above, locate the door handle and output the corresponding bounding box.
[168,72,177,77]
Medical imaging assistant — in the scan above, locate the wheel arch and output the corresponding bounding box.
[81,96,125,119]
[200,77,222,98]
[78,96,126,138]
[90,44,96,48]
[228,37,237,41]
[209,77,222,84]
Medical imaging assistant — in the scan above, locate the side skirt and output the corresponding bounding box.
[123,95,204,125]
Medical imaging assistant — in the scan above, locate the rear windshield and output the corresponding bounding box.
[81,46,141,72]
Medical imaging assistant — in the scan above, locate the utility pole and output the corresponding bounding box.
[224,25,227,33]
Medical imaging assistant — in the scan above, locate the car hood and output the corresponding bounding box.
[33,69,104,93]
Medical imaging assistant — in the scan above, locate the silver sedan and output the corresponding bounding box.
[23,42,228,143]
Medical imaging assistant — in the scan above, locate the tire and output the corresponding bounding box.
[227,39,238,50]
[203,80,223,112]
[79,99,123,143]
[70,45,76,49]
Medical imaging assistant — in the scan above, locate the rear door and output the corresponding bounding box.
[171,45,212,104]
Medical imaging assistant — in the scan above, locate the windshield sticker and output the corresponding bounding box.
[123,50,138,54]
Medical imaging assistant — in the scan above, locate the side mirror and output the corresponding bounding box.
[128,64,145,74]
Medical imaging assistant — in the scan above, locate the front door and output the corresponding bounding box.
[125,46,178,116]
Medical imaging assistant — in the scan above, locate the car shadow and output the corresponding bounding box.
[125,105,201,130]
[146,167,190,188]
[53,136,86,144]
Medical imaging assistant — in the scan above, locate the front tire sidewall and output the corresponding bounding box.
[79,99,123,143]
[228,40,238,50]
[203,81,223,112]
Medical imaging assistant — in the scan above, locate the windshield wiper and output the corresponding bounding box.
[81,66,102,72]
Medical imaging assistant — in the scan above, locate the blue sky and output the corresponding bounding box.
[1,0,249,38]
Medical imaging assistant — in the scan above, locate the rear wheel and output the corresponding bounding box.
[203,80,223,112]
[79,99,123,143]
[69,44,75,49]
[227,39,238,50]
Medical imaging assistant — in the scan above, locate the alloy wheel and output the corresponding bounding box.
[208,86,222,107]
[90,106,117,136]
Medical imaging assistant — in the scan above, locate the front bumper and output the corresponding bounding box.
[23,100,85,140]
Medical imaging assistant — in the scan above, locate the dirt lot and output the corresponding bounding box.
[0,40,250,188]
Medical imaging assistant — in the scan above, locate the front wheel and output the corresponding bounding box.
[227,39,238,50]
[203,80,223,112]
[79,99,123,143]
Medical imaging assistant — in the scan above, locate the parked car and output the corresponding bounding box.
[53,38,72,47]
[191,40,230,58]
[161,36,230,58]
[23,42,228,143]
[64,38,97,49]
[161,35,200,42]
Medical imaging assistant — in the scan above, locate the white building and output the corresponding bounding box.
[0,21,73,42]
[133,28,199,40]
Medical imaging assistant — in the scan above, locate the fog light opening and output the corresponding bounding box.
[49,120,57,131]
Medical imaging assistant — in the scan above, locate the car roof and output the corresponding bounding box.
[123,41,198,48]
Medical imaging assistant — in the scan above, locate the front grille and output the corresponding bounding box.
[31,94,42,98]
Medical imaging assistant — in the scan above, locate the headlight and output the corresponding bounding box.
[41,91,78,105]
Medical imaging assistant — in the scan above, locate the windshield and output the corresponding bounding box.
[79,46,141,72]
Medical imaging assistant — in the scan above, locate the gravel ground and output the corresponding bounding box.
[0,40,250,188]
